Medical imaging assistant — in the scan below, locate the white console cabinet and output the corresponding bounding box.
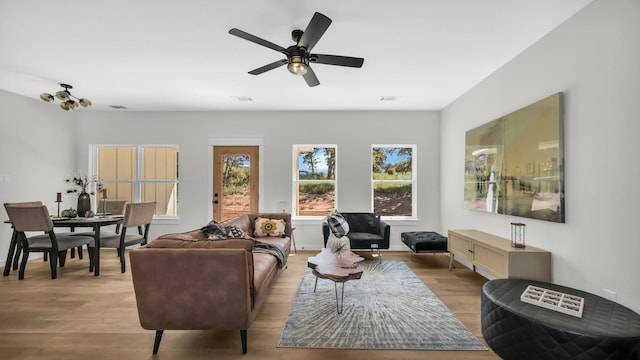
[448,229,551,282]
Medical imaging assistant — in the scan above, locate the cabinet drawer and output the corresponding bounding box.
[449,233,472,261]
[473,243,506,278]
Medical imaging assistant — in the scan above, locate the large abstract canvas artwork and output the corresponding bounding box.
[464,93,564,223]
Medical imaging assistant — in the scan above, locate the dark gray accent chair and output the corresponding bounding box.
[322,212,390,257]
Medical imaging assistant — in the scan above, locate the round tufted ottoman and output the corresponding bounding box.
[481,278,640,360]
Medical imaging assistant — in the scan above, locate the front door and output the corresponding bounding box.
[212,146,259,221]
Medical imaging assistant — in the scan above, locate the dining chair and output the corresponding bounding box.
[97,199,127,233]
[4,201,87,275]
[3,203,95,280]
[87,201,156,273]
[3,201,43,276]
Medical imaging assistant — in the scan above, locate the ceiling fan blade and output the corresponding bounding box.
[298,12,332,52]
[311,54,364,68]
[303,66,320,87]
[248,59,289,75]
[229,28,287,53]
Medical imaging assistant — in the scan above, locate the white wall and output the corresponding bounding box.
[73,110,441,251]
[0,90,80,264]
[441,0,640,312]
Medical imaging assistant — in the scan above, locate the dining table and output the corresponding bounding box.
[3,215,123,277]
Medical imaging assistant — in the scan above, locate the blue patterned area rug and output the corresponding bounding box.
[278,260,487,350]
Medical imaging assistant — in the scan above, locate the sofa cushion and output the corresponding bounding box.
[252,252,279,310]
[147,237,254,251]
[254,217,286,237]
[253,236,290,256]
[221,215,253,234]
[348,232,384,249]
[326,210,350,238]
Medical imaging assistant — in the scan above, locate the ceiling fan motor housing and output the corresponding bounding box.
[291,29,304,43]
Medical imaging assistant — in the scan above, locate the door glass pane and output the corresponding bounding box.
[222,154,250,220]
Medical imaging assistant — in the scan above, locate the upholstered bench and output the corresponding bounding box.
[400,231,448,260]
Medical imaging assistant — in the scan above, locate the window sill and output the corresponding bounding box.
[292,216,419,226]
[152,216,181,225]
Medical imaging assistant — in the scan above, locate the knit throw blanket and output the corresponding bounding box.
[200,221,287,269]
[252,239,287,269]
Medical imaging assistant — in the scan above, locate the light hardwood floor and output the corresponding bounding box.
[0,249,500,360]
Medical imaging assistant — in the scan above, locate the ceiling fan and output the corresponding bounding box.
[228,12,364,87]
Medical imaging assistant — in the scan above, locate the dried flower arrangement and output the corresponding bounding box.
[65,173,101,195]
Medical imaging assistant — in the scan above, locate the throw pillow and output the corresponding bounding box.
[254,217,287,237]
[200,220,228,240]
[326,210,349,238]
[225,225,247,238]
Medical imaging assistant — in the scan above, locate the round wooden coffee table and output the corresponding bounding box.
[307,248,364,313]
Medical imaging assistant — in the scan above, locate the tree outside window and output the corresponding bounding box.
[372,145,416,217]
[294,145,336,217]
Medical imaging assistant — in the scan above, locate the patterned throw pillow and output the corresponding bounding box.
[225,225,247,238]
[254,217,287,237]
[326,210,349,238]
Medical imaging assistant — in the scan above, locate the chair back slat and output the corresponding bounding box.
[123,202,156,227]
[4,204,53,232]
[5,201,43,207]
[97,200,128,215]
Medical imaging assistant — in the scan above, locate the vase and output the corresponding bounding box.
[77,191,92,217]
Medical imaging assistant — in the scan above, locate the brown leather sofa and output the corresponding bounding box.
[129,213,291,355]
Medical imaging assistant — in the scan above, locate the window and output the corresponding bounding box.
[293,145,336,217]
[372,145,416,218]
[94,145,179,217]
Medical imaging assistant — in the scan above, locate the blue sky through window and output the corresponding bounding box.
[298,148,329,174]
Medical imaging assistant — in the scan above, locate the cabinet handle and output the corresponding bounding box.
[468,249,473,253]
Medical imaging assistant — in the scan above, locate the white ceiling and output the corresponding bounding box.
[0,0,592,112]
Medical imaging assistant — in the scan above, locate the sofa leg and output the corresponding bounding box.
[152,330,164,354]
[240,329,247,354]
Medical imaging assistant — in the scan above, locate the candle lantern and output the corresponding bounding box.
[511,222,526,248]
[55,192,62,217]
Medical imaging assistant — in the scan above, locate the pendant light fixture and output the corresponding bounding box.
[40,83,92,111]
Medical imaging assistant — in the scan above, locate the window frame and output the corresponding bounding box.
[292,144,338,220]
[371,144,417,220]
[91,144,180,222]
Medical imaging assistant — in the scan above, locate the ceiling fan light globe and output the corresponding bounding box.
[79,98,92,107]
[40,93,54,102]
[288,55,309,75]
[288,62,308,75]
[55,90,70,101]
[60,102,72,111]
